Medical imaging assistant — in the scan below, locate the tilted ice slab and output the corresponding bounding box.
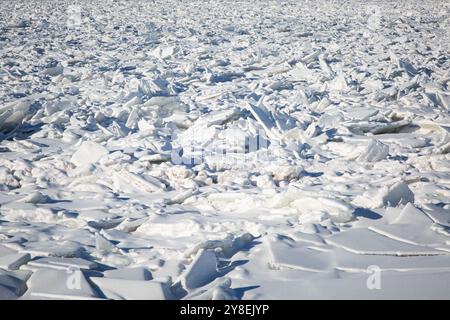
[24,269,98,300]
[422,204,450,227]
[90,277,172,300]
[176,249,219,291]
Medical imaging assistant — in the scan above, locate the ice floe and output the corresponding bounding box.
[0,0,449,300]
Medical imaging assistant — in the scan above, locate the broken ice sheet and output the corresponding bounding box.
[90,277,171,300]
[24,269,98,300]
[325,228,445,256]
[267,234,334,272]
[1,0,450,300]
[70,141,109,167]
[0,269,29,299]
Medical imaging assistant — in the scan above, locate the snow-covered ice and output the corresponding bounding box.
[0,0,450,299]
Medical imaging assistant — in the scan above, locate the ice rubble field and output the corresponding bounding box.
[0,0,450,300]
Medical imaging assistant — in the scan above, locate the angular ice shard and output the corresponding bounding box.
[379,181,415,207]
[357,140,389,162]
[0,100,32,133]
[0,253,30,270]
[70,141,109,167]
[391,203,433,225]
[0,269,28,298]
[358,181,416,209]
[95,232,116,254]
[178,249,218,290]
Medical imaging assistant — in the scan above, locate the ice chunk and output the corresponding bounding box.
[144,95,181,107]
[247,103,282,140]
[378,181,415,207]
[267,164,302,182]
[137,218,202,238]
[344,108,379,121]
[390,52,417,77]
[318,54,334,76]
[26,269,98,299]
[137,118,154,133]
[151,45,176,59]
[95,232,116,254]
[358,181,416,209]
[0,100,32,132]
[115,217,149,233]
[104,267,152,281]
[21,191,46,204]
[328,72,349,91]
[187,233,254,259]
[183,277,236,300]
[125,109,140,129]
[369,224,446,247]
[91,277,171,300]
[288,62,317,82]
[0,167,19,189]
[178,249,218,290]
[203,108,242,126]
[113,170,166,194]
[361,79,384,92]
[22,241,84,258]
[27,257,97,271]
[357,140,389,162]
[344,119,411,135]
[70,141,109,167]
[0,253,30,270]
[139,153,171,163]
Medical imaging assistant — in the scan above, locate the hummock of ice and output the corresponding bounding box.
[1,0,450,300]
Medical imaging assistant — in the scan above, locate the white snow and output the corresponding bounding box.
[0,0,449,300]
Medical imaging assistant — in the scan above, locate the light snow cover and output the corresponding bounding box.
[0,0,450,300]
